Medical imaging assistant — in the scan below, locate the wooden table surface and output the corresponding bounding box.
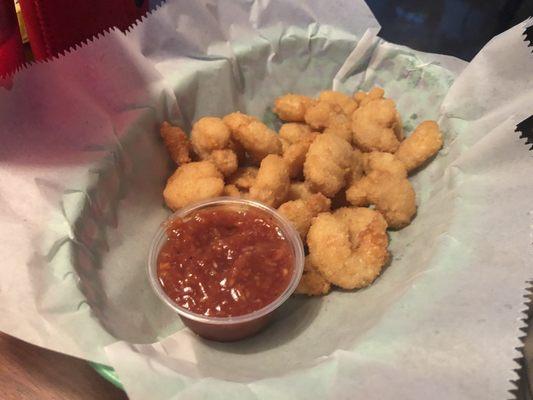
[0,332,128,400]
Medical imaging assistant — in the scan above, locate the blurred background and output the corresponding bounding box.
[0,0,531,78]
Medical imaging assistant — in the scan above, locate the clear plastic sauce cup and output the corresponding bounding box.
[148,197,305,341]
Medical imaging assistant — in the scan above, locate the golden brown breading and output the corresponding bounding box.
[303,134,352,197]
[304,101,339,130]
[286,181,315,201]
[351,98,402,153]
[353,86,385,106]
[222,112,258,133]
[346,170,416,229]
[295,256,331,296]
[223,184,242,197]
[349,148,365,185]
[273,94,314,122]
[190,117,231,158]
[307,207,389,289]
[395,120,443,173]
[232,120,282,163]
[280,125,318,179]
[278,193,331,239]
[208,149,238,177]
[160,122,191,165]
[362,151,407,179]
[279,123,313,143]
[227,167,258,190]
[319,90,358,116]
[248,155,290,208]
[163,161,224,210]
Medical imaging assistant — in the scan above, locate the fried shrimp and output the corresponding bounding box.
[273,94,314,122]
[279,123,313,145]
[189,117,240,176]
[346,170,416,229]
[303,97,353,143]
[279,124,318,178]
[286,181,314,201]
[160,122,191,165]
[232,120,282,163]
[295,256,331,296]
[190,117,231,158]
[353,86,385,106]
[248,155,290,207]
[349,148,365,184]
[222,112,258,133]
[223,184,242,197]
[278,193,331,239]
[395,120,443,173]
[208,149,238,177]
[303,133,352,197]
[318,90,358,116]
[163,161,224,210]
[362,151,407,179]
[223,167,259,198]
[307,207,389,289]
[351,98,403,153]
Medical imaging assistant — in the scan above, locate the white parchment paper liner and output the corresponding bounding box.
[0,1,531,399]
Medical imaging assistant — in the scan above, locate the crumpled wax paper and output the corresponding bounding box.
[0,0,531,399]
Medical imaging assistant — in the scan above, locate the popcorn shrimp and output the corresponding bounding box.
[307,207,389,289]
[248,155,290,207]
[163,161,224,210]
[160,122,191,165]
[278,193,331,239]
[346,170,416,229]
[273,94,314,122]
[395,120,443,173]
[295,256,331,296]
[303,134,352,197]
[352,98,402,153]
[232,120,282,163]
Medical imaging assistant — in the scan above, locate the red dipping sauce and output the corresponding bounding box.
[149,198,304,341]
[157,206,294,317]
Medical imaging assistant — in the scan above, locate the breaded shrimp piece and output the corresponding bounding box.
[283,137,317,179]
[273,94,314,122]
[353,86,385,106]
[190,117,231,158]
[362,151,407,179]
[278,193,331,239]
[232,120,282,163]
[227,167,258,191]
[163,161,224,210]
[323,112,353,143]
[280,125,318,178]
[248,155,290,207]
[286,181,314,201]
[304,101,339,130]
[208,149,238,177]
[303,134,352,197]
[346,170,416,229]
[295,256,331,296]
[349,148,365,184]
[395,120,443,173]
[351,98,402,153]
[222,112,258,133]
[279,123,313,143]
[160,122,191,165]
[305,100,353,143]
[307,207,389,289]
[223,184,242,197]
[319,90,358,116]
